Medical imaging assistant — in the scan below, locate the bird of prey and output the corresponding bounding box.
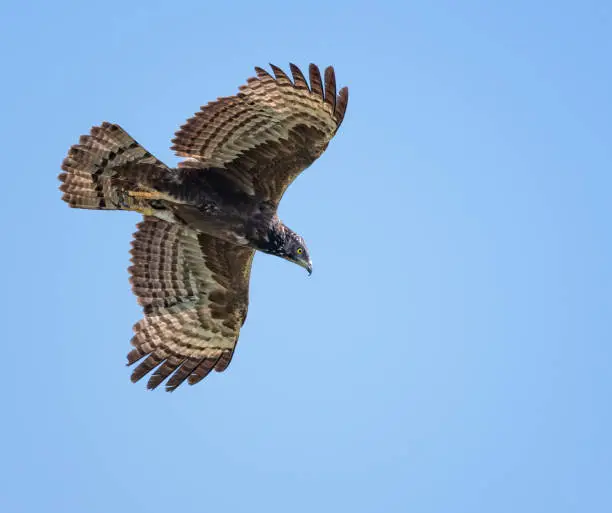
[59,63,348,391]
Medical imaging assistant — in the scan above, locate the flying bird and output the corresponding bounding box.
[59,63,348,391]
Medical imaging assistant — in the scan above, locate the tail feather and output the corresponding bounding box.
[59,122,170,210]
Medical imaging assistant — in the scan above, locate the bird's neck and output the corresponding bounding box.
[247,217,289,255]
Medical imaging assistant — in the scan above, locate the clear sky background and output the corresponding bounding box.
[1,1,611,512]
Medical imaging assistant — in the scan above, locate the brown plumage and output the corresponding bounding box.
[59,63,348,391]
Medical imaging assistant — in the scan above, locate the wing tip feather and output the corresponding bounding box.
[268,63,292,85]
[289,62,310,91]
[254,66,273,80]
[324,66,337,112]
[308,63,325,100]
[335,86,349,126]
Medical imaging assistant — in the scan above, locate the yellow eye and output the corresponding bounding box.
[297,247,303,255]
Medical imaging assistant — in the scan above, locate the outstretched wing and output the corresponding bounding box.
[171,63,348,206]
[127,217,255,391]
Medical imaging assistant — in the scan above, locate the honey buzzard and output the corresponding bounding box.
[59,63,348,391]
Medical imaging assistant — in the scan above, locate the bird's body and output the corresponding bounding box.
[134,166,279,247]
[59,63,348,391]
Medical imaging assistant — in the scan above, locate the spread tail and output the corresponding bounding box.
[59,122,171,211]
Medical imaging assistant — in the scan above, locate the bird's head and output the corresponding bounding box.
[281,231,312,275]
[254,221,313,274]
[263,225,312,275]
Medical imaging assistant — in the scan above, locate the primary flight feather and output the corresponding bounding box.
[59,63,348,391]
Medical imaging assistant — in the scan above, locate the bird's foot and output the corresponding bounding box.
[117,191,160,216]
[127,190,166,200]
[138,207,156,216]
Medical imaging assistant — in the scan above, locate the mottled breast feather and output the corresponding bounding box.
[171,63,349,206]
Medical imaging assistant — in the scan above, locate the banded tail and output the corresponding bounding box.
[59,122,171,211]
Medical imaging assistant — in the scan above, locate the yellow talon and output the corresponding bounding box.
[128,190,164,200]
[124,205,155,216]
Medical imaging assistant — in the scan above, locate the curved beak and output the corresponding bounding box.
[306,260,313,276]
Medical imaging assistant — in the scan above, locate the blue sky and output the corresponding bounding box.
[1,1,611,511]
